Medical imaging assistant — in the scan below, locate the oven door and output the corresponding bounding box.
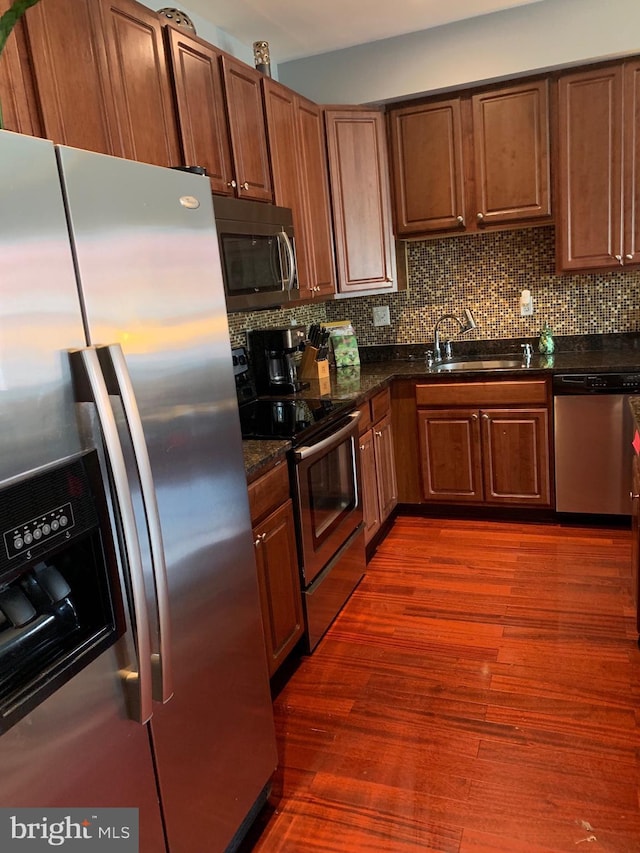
[293,411,363,586]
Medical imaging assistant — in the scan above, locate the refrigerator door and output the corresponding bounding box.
[56,146,277,851]
[0,131,166,850]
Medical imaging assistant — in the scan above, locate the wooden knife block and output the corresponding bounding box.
[300,346,330,382]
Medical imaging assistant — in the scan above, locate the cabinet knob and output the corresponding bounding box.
[476,212,485,222]
[254,533,266,546]
[227,179,237,188]
[481,413,489,420]
[456,215,465,226]
[360,444,366,451]
[626,254,634,261]
[615,254,623,264]
[241,181,250,190]
[375,430,382,437]
[630,491,640,500]
[471,413,479,420]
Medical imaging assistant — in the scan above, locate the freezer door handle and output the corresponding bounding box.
[97,344,174,705]
[69,347,153,724]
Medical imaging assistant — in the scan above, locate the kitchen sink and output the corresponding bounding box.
[434,358,526,372]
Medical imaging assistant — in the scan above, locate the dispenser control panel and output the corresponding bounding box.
[4,502,75,560]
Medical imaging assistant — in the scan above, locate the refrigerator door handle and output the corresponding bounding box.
[69,347,154,724]
[96,344,174,705]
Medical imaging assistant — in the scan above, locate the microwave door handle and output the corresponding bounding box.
[279,230,296,292]
[69,347,153,725]
[96,344,173,706]
[294,411,361,461]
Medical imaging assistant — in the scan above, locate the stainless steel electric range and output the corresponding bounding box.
[233,346,365,650]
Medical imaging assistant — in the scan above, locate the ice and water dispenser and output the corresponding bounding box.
[0,451,123,732]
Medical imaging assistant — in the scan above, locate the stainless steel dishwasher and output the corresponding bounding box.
[553,373,640,515]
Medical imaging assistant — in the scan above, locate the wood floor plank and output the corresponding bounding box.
[240,515,640,853]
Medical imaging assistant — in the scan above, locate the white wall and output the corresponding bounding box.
[278,0,640,104]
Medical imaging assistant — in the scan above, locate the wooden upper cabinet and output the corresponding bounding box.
[388,98,466,235]
[0,0,41,136]
[220,55,272,202]
[262,79,309,288]
[163,26,234,195]
[387,77,551,237]
[471,79,551,226]
[325,107,395,293]
[557,64,624,271]
[296,95,336,299]
[263,80,336,299]
[96,0,181,167]
[623,59,640,267]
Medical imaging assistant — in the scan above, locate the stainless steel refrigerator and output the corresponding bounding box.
[0,130,277,851]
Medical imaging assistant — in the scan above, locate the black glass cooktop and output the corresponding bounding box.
[238,397,353,444]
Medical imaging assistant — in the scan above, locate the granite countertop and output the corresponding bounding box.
[243,333,640,480]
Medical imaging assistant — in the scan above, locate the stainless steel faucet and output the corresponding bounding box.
[433,308,477,361]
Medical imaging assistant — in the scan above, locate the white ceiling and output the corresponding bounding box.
[182,0,546,63]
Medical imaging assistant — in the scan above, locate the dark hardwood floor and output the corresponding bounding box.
[243,515,640,852]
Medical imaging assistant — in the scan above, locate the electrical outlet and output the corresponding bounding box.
[373,305,391,326]
[520,298,534,317]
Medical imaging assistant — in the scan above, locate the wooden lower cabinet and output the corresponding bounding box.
[631,452,640,635]
[248,461,304,677]
[358,389,398,545]
[415,379,552,508]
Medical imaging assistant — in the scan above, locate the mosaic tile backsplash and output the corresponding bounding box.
[227,226,640,349]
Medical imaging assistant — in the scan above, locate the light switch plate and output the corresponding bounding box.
[373,305,391,326]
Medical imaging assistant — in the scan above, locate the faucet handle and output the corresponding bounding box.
[425,350,434,368]
[521,342,533,362]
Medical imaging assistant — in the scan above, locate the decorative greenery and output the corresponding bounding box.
[0,0,43,129]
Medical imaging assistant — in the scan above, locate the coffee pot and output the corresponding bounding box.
[248,326,308,394]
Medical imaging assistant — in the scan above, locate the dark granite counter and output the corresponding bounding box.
[243,439,291,483]
[243,333,640,479]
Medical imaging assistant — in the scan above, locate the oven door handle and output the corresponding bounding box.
[294,411,361,461]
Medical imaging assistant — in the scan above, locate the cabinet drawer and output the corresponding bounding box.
[357,401,372,433]
[371,387,391,423]
[416,379,548,408]
[248,460,290,524]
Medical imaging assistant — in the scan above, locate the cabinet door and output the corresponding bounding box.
[417,409,483,502]
[471,79,550,226]
[631,454,640,634]
[296,95,337,299]
[262,79,311,293]
[164,26,234,195]
[20,0,115,153]
[373,412,398,522]
[388,98,466,235]
[325,108,395,293]
[557,65,624,271]
[0,0,41,135]
[220,55,272,202]
[359,427,380,545]
[96,0,181,167]
[253,499,304,677]
[623,59,640,267]
[481,408,550,505]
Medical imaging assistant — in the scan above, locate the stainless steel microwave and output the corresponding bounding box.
[212,196,298,312]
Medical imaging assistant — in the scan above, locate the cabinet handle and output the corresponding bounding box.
[476,212,484,222]
[227,179,237,188]
[254,533,266,546]
[456,215,465,226]
[630,491,640,500]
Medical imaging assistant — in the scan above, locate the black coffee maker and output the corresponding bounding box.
[248,326,308,394]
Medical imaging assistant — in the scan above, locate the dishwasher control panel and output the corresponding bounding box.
[553,373,640,393]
